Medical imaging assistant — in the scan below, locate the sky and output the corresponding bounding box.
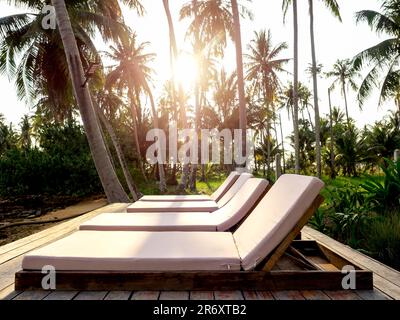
[0,0,395,144]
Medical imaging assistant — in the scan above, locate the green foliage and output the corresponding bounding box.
[318,163,400,268]
[364,213,400,270]
[309,208,329,233]
[325,184,370,247]
[0,122,102,197]
[361,159,400,212]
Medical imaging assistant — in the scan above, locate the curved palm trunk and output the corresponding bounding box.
[309,0,322,178]
[52,0,129,203]
[231,0,247,163]
[129,91,148,182]
[147,89,167,193]
[328,88,336,179]
[293,0,301,174]
[94,101,141,201]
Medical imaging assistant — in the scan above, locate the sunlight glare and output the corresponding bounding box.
[175,54,198,91]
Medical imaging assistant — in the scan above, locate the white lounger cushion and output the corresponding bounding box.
[22,231,241,271]
[80,212,218,231]
[127,200,219,213]
[127,173,253,213]
[79,178,269,232]
[233,174,324,271]
[216,173,253,208]
[139,172,240,202]
[139,195,212,202]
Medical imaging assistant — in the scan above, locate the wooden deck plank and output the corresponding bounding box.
[271,291,305,300]
[0,200,112,257]
[324,290,362,300]
[43,291,78,300]
[214,291,244,300]
[0,204,129,266]
[159,291,189,300]
[104,291,132,300]
[301,290,331,300]
[190,291,214,300]
[356,289,391,300]
[0,256,23,291]
[0,285,21,300]
[130,291,160,300]
[13,290,50,300]
[255,291,275,300]
[73,291,108,300]
[303,227,400,300]
[242,291,259,300]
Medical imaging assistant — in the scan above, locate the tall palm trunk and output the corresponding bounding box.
[51,0,129,203]
[328,88,336,179]
[189,80,201,191]
[292,0,300,174]
[94,101,141,201]
[306,105,315,131]
[279,113,286,173]
[129,90,148,182]
[309,0,322,178]
[231,0,247,164]
[163,0,185,187]
[147,88,167,193]
[342,80,351,128]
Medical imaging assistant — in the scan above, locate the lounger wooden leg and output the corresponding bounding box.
[262,195,324,272]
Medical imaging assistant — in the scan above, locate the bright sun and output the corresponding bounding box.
[174,53,198,91]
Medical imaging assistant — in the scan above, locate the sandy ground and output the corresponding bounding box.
[0,197,108,246]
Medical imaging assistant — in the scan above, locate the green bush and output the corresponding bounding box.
[361,159,400,213]
[0,122,102,197]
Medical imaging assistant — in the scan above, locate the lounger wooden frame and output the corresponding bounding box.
[14,195,373,291]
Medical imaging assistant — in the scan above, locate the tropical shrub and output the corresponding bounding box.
[0,122,102,197]
[361,159,400,213]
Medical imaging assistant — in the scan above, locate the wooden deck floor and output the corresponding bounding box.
[0,203,398,301]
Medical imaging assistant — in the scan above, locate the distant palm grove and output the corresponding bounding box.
[0,0,399,269]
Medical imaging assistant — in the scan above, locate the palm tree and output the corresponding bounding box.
[328,88,336,178]
[308,0,341,178]
[326,59,359,127]
[180,0,252,179]
[50,0,131,202]
[231,0,247,164]
[0,0,136,117]
[245,30,289,177]
[354,0,400,108]
[105,36,154,183]
[214,69,237,126]
[282,0,300,174]
[163,0,190,189]
[93,90,141,200]
[19,114,32,150]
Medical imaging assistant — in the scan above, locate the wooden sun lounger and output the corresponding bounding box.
[127,173,253,213]
[139,171,240,202]
[15,175,373,291]
[15,195,373,291]
[79,178,270,232]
